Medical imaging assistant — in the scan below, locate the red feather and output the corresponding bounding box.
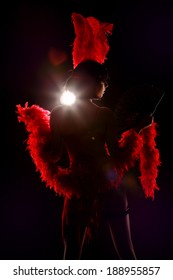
[139,122,161,199]
[16,103,72,198]
[71,13,114,68]
[117,129,143,177]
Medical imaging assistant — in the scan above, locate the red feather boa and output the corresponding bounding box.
[139,123,160,199]
[16,103,161,199]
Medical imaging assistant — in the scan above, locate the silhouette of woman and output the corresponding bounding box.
[16,13,160,260]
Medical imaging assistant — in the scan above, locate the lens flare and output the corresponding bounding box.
[60,90,76,106]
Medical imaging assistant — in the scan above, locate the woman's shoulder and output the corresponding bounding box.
[94,105,116,125]
[51,105,63,113]
[50,105,65,116]
[99,105,115,117]
[50,105,65,123]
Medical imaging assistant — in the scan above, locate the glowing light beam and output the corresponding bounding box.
[60,90,76,106]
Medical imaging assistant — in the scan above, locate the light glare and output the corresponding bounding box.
[60,90,76,105]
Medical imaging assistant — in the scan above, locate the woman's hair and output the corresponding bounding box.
[73,60,109,82]
[64,60,109,99]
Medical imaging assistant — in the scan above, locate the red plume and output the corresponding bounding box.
[71,13,114,68]
[139,122,161,200]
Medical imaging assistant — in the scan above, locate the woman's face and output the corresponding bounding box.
[65,76,108,100]
[96,81,107,99]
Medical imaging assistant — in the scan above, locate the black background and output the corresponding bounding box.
[1,0,173,260]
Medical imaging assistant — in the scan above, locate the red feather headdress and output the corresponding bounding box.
[71,12,114,68]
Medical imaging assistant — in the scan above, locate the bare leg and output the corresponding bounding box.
[108,213,137,259]
[99,187,137,259]
[62,196,93,260]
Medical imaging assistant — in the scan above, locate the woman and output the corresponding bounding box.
[16,12,160,261]
[49,60,153,260]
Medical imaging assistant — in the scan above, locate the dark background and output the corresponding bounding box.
[1,0,173,260]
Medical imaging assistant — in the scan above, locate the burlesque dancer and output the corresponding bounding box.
[16,13,161,260]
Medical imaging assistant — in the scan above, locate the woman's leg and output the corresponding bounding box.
[108,212,137,259]
[62,197,82,259]
[100,187,137,259]
[62,196,93,259]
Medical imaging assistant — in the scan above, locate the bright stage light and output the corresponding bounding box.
[60,90,76,105]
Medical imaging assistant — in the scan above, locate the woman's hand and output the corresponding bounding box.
[135,114,154,134]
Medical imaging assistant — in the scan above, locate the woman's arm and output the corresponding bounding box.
[49,107,65,163]
[105,108,142,173]
[104,108,121,157]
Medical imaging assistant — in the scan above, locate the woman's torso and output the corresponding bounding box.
[51,100,111,165]
[50,100,118,195]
